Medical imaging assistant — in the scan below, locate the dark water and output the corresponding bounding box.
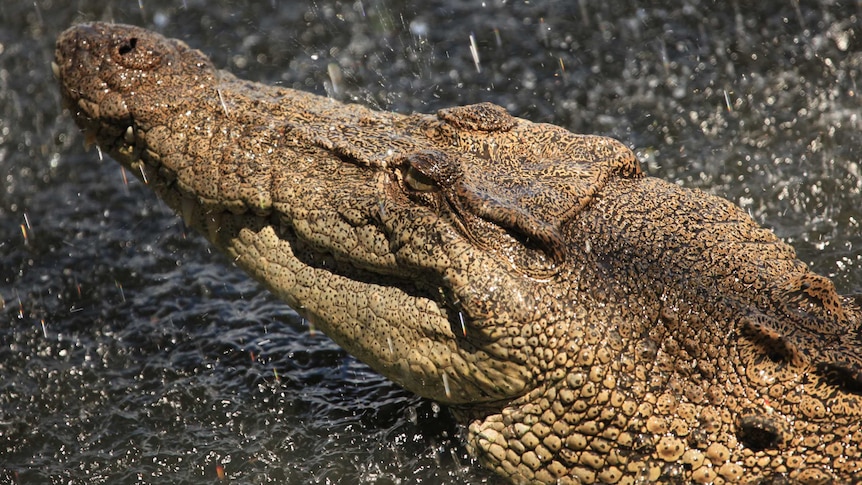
[2,1,861,483]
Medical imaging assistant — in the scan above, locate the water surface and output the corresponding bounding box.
[2,1,861,483]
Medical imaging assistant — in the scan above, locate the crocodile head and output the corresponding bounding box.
[56,22,862,484]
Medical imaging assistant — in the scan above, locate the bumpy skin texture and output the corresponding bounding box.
[55,23,862,484]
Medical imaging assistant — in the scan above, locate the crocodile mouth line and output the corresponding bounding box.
[96,127,507,403]
[79,112,469,342]
[53,53,469,336]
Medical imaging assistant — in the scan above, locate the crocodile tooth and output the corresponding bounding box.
[51,61,60,79]
[442,372,451,399]
[123,126,134,144]
[181,197,195,227]
[83,130,97,150]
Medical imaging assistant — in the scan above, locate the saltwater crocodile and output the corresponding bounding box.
[54,23,862,484]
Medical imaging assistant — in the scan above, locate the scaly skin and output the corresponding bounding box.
[55,23,862,484]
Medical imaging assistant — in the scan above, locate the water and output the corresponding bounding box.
[2,1,861,483]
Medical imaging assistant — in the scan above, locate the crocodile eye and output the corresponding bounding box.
[403,165,439,192]
[399,149,460,193]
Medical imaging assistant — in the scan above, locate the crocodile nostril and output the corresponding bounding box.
[738,415,782,451]
[118,37,137,55]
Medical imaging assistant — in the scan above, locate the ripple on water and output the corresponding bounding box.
[2,267,487,483]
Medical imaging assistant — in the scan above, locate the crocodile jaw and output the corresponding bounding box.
[53,22,537,406]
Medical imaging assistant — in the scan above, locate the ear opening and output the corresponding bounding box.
[817,362,862,395]
[737,415,784,451]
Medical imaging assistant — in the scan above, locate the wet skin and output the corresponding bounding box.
[55,23,862,484]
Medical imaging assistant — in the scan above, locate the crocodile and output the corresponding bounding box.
[54,22,862,484]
